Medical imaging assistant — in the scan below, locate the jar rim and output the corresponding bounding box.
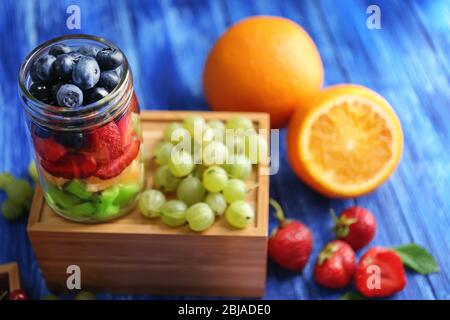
[18,34,132,130]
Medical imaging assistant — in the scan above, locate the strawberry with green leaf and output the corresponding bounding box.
[332,206,376,251]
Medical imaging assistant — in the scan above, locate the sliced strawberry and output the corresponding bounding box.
[41,153,97,179]
[95,139,140,179]
[33,136,67,162]
[354,247,406,297]
[116,110,133,148]
[87,121,123,165]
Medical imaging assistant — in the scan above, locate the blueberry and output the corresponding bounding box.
[29,82,51,104]
[53,53,77,81]
[96,47,124,71]
[56,84,83,108]
[48,44,71,56]
[77,45,100,58]
[99,70,120,91]
[55,132,85,149]
[68,51,83,60]
[84,86,109,105]
[30,54,56,82]
[72,56,100,90]
[33,125,52,139]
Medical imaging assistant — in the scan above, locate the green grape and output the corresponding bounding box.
[202,141,228,166]
[245,133,268,164]
[225,116,254,131]
[160,200,187,227]
[1,199,24,220]
[168,150,194,177]
[205,192,227,216]
[183,115,205,138]
[225,200,254,229]
[74,291,96,300]
[193,165,207,179]
[186,202,215,232]
[225,133,246,155]
[223,179,247,203]
[154,141,173,165]
[5,179,33,209]
[154,165,181,192]
[202,125,223,145]
[191,138,202,160]
[203,166,228,192]
[28,161,39,182]
[223,155,252,180]
[176,176,206,206]
[139,189,166,218]
[0,172,14,190]
[163,122,183,143]
[206,120,225,136]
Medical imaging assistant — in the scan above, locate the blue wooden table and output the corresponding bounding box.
[0,0,449,300]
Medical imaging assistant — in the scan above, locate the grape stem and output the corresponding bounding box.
[269,198,286,224]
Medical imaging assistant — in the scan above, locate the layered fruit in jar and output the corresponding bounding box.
[19,35,144,222]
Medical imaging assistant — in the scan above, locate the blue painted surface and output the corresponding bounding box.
[0,0,449,300]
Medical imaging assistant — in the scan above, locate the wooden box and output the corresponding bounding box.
[27,111,270,297]
[0,262,21,297]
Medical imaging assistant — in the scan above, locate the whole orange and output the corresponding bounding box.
[203,16,324,128]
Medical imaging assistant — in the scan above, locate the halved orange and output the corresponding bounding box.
[287,84,403,198]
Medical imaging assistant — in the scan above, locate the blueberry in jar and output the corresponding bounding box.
[56,84,83,108]
[72,56,100,90]
[96,47,124,71]
[77,45,100,58]
[68,51,83,60]
[30,54,56,82]
[29,82,51,104]
[99,70,120,91]
[53,53,77,81]
[48,44,71,56]
[55,132,85,149]
[84,86,109,105]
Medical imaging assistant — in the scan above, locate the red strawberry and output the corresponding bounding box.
[116,110,133,148]
[314,240,356,289]
[88,122,123,165]
[333,206,377,251]
[41,153,97,179]
[268,199,313,272]
[9,289,28,300]
[355,247,406,297]
[95,139,140,179]
[34,136,67,162]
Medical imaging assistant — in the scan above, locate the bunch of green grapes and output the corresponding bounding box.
[140,115,267,231]
[0,165,35,221]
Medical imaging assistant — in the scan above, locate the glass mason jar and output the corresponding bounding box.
[18,34,145,223]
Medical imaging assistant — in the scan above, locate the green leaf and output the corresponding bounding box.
[339,291,366,300]
[394,243,439,275]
